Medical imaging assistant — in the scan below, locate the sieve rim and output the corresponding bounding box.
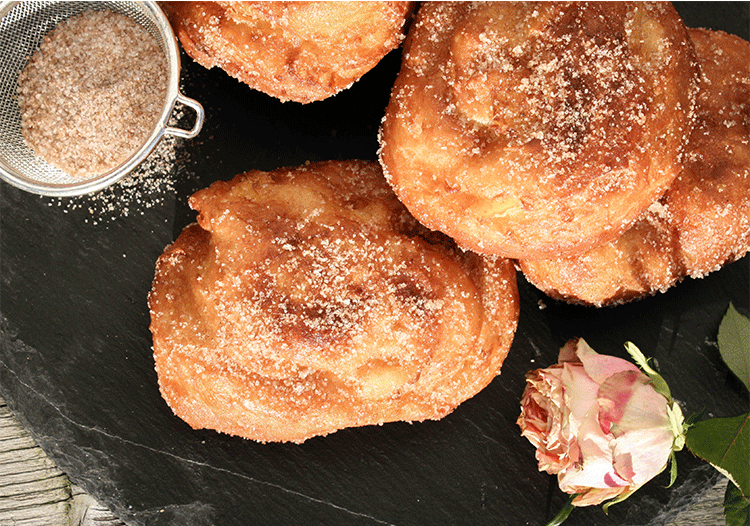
[0,0,203,198]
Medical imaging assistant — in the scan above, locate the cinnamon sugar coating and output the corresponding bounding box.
[18,10,167,177]
[378,2,698,259]
[161,1,413,103]
[148,160,519,442]
[519,29,750,306]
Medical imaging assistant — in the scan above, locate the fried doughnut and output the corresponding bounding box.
[518,28,750,307]
[161,1,413,103]
[148,160,519,443]
[378,2,699,259]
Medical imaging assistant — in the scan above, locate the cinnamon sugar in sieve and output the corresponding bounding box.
[17,9,168,178]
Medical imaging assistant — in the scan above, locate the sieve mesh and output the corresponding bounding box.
[0,1,185,196]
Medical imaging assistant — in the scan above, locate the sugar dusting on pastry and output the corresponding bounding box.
[148,160,519,443]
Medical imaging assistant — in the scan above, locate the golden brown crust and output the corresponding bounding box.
[161,1,413,103]
[378,1,698,259]
[518,28,750,307]
[148,160,519,442]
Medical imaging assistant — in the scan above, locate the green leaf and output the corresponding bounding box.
[623,342,672,402]
[725,481,750,526]
[667,402,687,451]
[685,413,750,498]
[667,450,678,488]
[718,302,750,392]
[546,495,576,526]
[602,487,639,514]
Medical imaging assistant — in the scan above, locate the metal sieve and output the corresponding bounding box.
[0,0,204,197]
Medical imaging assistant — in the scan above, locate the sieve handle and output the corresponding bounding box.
[165,93,205,139]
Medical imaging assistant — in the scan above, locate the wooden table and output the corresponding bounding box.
[0,397,729,526]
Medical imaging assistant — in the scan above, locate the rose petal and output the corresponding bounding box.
[519,367,579,475]
[597,371,673,485]
[571,486,627,507]
[558,402,629,493]
[597,370,641,435]
[558,339,580,363]
[574,339,640,385]
[561,362,600,434]
[611,426,673,485]
[604,373,670,435]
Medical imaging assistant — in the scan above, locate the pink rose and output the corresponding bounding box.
[517,338,684,507]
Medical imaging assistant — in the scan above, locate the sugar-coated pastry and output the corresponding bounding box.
[379,1,699,259]
[518,28,750,306]
[148,160,519,442]
[161,1,413,103]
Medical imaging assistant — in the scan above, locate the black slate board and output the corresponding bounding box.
[1,3,748,526]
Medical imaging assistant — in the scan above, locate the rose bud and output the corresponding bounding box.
[517,338,686,508]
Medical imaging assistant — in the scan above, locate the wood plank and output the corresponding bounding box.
[0,399,124,526]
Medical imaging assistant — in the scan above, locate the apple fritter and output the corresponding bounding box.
[519,28,750,306]
[161,1,413,103]
[378,2,698,259]
[148,160,519,442]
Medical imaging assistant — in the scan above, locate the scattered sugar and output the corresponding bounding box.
[46,105,195,225]
[18,10,167,178]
